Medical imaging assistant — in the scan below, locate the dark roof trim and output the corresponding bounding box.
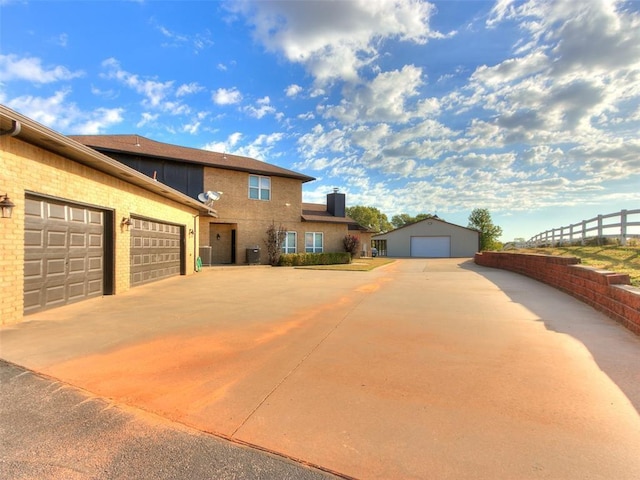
[301,213,356,224]
[0,106,217,217]
[301,202,366,227]
[70,134,316,184]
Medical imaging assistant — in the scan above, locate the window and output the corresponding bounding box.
[282,232,297,254]
[305,232,323,253]
[249,175,270,201]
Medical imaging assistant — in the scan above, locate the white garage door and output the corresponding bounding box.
[411,236,451,258]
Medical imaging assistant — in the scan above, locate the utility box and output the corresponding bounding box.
[246,246,261,264]
[199,246,212,266]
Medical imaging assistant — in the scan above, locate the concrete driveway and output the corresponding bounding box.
[2,259,640,479]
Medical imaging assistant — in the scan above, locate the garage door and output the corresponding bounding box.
[411,236,451,258]
[130,217,183,286]
[24,197,104,314]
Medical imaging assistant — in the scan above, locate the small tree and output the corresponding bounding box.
[391,213,441,228]
[343,234,360,257]
[468,208,503,251]
[345,205,393,233]
[264,223,287,265]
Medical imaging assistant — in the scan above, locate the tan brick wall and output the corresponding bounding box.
[0,136,200,325]
[300,222,347,254]
[199,167,350,263]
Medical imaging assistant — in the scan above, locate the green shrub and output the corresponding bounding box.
[278,252,352,266]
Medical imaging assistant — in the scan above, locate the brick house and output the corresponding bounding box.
[70,134,372,265]
[0,105,369,324]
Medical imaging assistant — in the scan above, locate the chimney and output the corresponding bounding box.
[327,188,346,217]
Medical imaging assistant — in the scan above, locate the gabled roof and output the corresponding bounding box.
[301,203,360,225]
[372,216,479,237]
[0,106,217,216]
[69,134,315,183]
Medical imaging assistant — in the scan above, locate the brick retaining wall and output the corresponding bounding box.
[474,252,640,336]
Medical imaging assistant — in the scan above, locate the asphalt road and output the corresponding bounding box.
[2,259,640,479]
[0,361,341,480]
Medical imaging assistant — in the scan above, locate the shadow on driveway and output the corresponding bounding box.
[461,259,640,413]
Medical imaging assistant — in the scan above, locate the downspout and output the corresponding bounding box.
[0,120,21,137]
[194,214,199,272]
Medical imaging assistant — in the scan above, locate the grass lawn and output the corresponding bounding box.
[516,245,640,287]
[295,257,396,272]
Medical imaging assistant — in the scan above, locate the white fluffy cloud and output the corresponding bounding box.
[243,96,276,119]
[295,0,640,214]
[0,54,84,83]
[469,0,640,145]
[101,58,177,109]
[324,65,430,124]
[228,0,442,85]
[285,84,303,97]
[202,131,243,153]
[176,82,204,97]
[212,87,243,105]
[203,131,284,161]
[5,89,123,134]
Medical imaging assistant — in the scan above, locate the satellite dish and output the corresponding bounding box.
[198,191,222,207]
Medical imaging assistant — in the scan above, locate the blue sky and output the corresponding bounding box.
[1,0,639,241]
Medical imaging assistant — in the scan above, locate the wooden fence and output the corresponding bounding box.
[527,209,640,247]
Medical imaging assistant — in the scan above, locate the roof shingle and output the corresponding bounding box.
[301,203,359,225]
[70,134,315,183]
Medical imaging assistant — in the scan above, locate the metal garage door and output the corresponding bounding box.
[130,217,183,286]
[24,197,104,314]
[411,236,451,258]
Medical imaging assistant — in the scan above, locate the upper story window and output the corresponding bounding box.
[249,175,271,201]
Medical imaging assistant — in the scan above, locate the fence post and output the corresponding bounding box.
[597,215,603,244]
[620,209,627,246]
[569,224,573,245]
[528,208,631,248]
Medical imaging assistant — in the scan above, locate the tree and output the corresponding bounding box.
[391,213,413,228]
[345,205,392,233]
[391,213,441,229]
[468,208,503,251]
[264,223,287,265]
[343,234,360,257]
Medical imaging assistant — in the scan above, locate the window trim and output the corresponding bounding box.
[282,231,297,254]
[248,174,271,201]
[305,232,323,253]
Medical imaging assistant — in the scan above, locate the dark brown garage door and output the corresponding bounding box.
[24,196,105,314]
[130,217,183,286]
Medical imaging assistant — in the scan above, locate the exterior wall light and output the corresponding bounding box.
[0,194,15,218]
[216,233,221,240]
[121,217,133,228]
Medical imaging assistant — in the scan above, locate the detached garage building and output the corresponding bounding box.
[372,217,479,258]
[1,105,216,325]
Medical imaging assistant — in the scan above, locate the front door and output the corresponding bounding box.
[209,224,236,264]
